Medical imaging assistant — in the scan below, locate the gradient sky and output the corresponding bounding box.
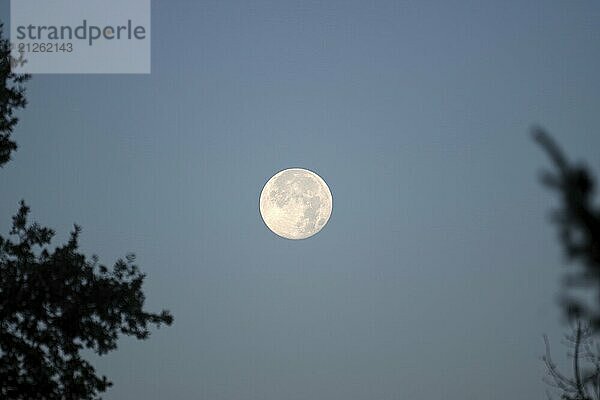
[2,1,600,399]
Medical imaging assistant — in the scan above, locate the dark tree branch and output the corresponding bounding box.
[543,322,597,400]
[534,127,600,327]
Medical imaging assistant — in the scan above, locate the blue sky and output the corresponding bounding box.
[2,1,600,399]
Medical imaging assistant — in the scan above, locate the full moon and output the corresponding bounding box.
[259,168,333,240]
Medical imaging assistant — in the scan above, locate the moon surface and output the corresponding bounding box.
[260,168,333,240]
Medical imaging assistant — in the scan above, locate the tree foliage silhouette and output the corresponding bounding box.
[0,24,173,399]
[535,127,600,328]
[0,24,28,167]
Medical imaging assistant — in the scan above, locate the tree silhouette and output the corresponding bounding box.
[0,24,28,167]
[0,205,174,399]
[535,127,600,328]
[0,23,173,399]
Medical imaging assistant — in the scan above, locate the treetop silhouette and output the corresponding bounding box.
[0,22,173,400]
